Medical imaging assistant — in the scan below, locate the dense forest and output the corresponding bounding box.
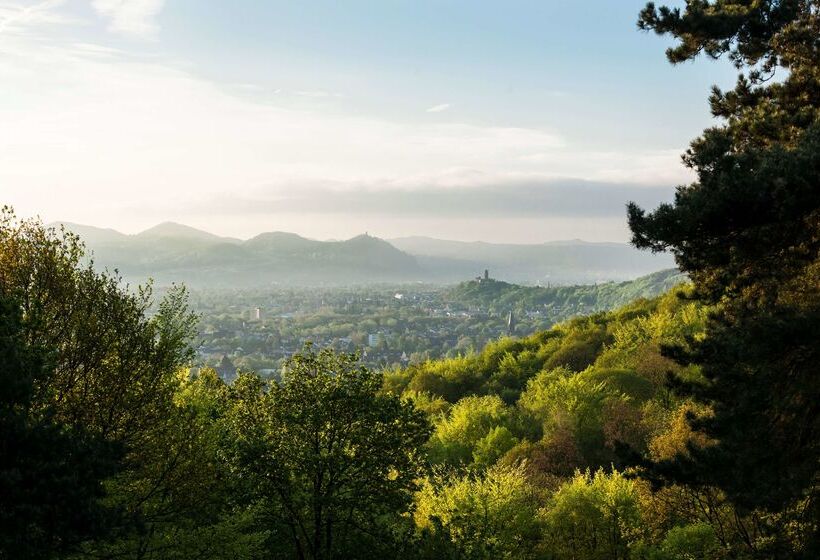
[0,210,812,560]
[1,1,818,559]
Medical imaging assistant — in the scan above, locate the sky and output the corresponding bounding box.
[0,0,737,242]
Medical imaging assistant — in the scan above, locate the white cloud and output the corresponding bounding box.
[0,8,691,240]
[0,0,71,35]
[91,0,165,38]
[426,103,451,113]
[294,90,344,98]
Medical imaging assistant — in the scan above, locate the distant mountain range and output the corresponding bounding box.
[388,236,675,284]
[55,222,675,287]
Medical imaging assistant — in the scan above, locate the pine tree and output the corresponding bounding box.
[628,2,820,556]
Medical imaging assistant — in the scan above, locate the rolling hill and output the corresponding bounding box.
[55,222,676,287]
[447,268,687,314]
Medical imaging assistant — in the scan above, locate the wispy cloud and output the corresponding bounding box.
[91,0,165,38]
[143,176,677,242]
[426,103,451,113]
[294,89,344,99]
[199,178,675,219]
[0,0,70,35]
[0,4,691,241]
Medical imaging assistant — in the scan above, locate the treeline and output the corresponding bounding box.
[2,0,818,558]
[0,211,431,559]
[2,213,813,559]
[386,290,777,558]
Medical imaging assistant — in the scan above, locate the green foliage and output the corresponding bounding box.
[395,333,558,403]
[8,6,820,553]
[629,3,820,550]
[122,509,269,560]
[448,269,685,315]
[84,369,267,560]
[542,469,641,560]
[585,368,655,403]
[403,390,452,417]
[488,348,543,401]
[223,346,431,559]
[409,289,707,479]
[0,291,117,560]
[519,367,629,465]
[402,283,803,557]
[415,464,544,559]
[428,395,516,467]
[3,209,783,559]
[657,523,722,560]
[405,354,486,402]
[0,210,199,559]
[0,209,197,447]
[472,426,519,468]
[542,320,611,372]
[632,522,723,560]
[391,294,706,411]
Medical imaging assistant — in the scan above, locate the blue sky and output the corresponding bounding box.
[0,0,737,242]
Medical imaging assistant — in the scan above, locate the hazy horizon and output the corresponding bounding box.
[1,1,737,243]
[52,218,655,245]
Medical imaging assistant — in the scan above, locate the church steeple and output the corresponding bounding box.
[507,309,516,336]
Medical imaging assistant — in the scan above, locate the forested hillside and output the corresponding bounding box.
[448,268,685,314]
[6,210,811,560]
[384,288,746,557]
[2,0,818,558]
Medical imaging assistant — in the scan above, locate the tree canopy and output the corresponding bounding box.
[628,1,820,555]
[224,346,431,559]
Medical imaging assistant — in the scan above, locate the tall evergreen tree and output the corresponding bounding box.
[628,1,820,555]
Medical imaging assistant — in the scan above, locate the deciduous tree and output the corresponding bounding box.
[224,346,431,559]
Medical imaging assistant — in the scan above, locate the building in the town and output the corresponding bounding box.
[215,354,238,383]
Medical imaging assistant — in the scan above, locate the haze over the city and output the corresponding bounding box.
[1,0,735,242]
[3,0,818,557]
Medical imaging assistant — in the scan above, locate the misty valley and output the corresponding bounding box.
[2,0,819,559]
[185,269,684,377]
